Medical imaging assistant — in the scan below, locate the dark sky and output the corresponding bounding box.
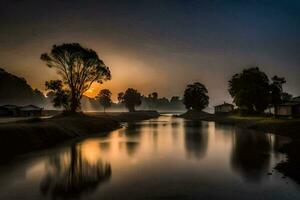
[0,0,300,105]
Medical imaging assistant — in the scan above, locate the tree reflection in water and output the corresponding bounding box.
[40,144,111,199]
[184,120,209,159]
[119,122,142,156]
[231,130,271,182]
[123,123,142,139]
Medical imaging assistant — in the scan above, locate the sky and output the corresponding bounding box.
[0,0,300,105]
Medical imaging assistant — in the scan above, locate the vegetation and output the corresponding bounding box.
[269,76,286,105]
[229,67,270,113]
[183,82,209,111]
[41,43,111,112]
[0,68,46,106]
[96,89,112,112]
[118,88,142,112]
[229,67,292,114]
[45,80,71,110]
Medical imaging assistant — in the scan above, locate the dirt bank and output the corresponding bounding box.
[0,111,159,162]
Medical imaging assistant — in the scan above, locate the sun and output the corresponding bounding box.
[85,87,96,97]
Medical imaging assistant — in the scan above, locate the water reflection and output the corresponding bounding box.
[120,123,142,156]
[99,142,110,152]
[0,116,298,200]
[40,144,111,199]
[231,130,271,182]
[122,123,142,139]
[184,120,209,159]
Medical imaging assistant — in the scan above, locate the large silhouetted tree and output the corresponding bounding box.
[183,82,209,111]
[229,67,270,113]
[41,43,111,112]
[97,89,112,113]
[119,88,142,112]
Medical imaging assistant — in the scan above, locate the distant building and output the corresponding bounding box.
[292,96,300,102]
[18,105,43,117]
[0,104,43,117]
[214,102,234,114]
[274,97,300,118]
[0,105,18,117]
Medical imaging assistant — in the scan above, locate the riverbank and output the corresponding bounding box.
[178,110,300,184]
[179,110,300,138]
[0,111,159,162]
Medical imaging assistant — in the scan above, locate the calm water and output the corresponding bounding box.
[0,115,299,200]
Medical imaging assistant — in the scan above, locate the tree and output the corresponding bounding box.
[150,92,158,100]
[170,96,180,104]
[96,89,112,113]
[117,92,124,103]
[45,80,70,110]
[146,92,158,108]
[228,67,270,113]
[32,89,44,103]
[118,88,142,112]
[281,92,293,102]
[0,68,46,106]
[183,82,209,111]
[41,43,111,112]
[270,76,286,106]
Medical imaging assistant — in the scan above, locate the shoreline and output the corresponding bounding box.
[178,110,300,184]
[178,110,300,138]
[0,111,159,162]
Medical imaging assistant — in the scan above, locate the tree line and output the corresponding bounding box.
[41,43,186,113]
[31,43,291,114]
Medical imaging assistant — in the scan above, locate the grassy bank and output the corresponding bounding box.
[179,110,300,183]
[0,111,159,162]
[179,110,300,138]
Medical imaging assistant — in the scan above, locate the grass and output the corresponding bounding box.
[179,110,300,138]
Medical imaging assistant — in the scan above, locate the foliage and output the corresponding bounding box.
[41,43,111,112]
[0,68,46,106]
[170,96,180,104]
[269,76,286,105]
[118,88,142,112]
[229,67,292,113]
[45,80,70,110]
[281,92,293,102]
[117,92,124,103]
[228,67,270,113]
[96,89,112,112]
[183,82,209,111]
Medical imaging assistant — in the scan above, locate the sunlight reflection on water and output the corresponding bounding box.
[0,115,298,200]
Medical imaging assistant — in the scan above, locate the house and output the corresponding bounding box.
[214,102,234,114]
[0,105,18,117]
[18,105,43,117]
[0,104,43,117]
[274,97,300,118]
[292,96,300,102]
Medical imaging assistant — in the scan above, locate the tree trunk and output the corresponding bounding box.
[70,90,78,113]
[70,96,80,113]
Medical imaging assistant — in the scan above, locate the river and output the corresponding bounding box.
[0,114,299,199]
